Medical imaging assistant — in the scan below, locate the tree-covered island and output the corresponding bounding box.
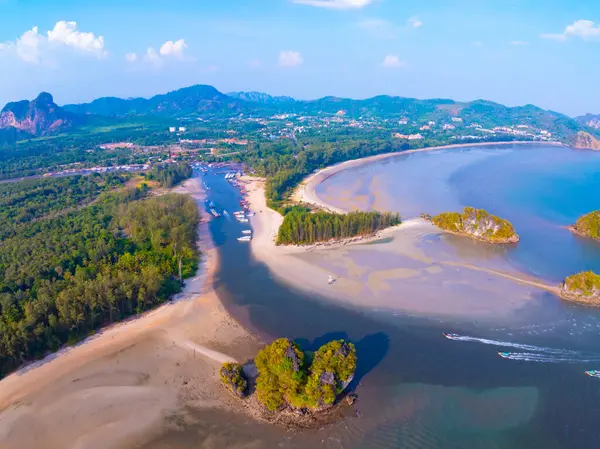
[560,271,600,305]
[430,207,519,244]
[220,338,357,427]
[276,207,401,246]
[570,211,600,241]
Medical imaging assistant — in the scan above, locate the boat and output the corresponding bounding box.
[585,370,600,378]
[442,333,460,340]
[328,275,335,285]
[242,230,252,234]
[498,352,510,358]
[223,210,230,216]
[238,218,249,223]
[210,208,221,218]
[247,212,255,217]
[237,235,252,242]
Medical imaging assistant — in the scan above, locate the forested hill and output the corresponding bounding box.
[0,175,200,377]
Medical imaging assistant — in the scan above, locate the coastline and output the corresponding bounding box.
[0,177,262,449]
[292,140,565,214]
[241,175,560,319]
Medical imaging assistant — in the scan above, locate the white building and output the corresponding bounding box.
[178,127,187,132]
[399,119,408,125]
[408,133,423,140]
[169,127,176,133]
[428,121,436,126]
[451,117,463,122]
[443,124,456,130]
[420,125,430,131]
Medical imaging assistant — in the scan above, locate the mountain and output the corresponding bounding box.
[576,114,600,130]
[227,91,296,105]
[65,85,250,117]
[0,92,80,136]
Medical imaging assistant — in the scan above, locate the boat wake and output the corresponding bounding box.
[444,333,578,356]
[498,352,600,364]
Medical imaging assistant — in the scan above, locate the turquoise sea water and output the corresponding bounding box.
[316,145,600,282]
[149,153,600,449]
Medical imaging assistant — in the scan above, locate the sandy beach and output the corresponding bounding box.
[241,151,560,321]
[0,178,261,449]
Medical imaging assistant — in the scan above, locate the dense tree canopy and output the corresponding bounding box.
[0,183,199,377]
[147,162,193,188]
[277,208,401,245]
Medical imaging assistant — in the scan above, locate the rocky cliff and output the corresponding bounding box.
[560,271,600,305]
[0,92,78,136]
[572,131,600,150]
[432,207,519,244]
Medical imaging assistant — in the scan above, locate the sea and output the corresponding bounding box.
[149,145,600,449]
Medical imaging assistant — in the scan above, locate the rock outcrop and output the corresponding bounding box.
[219,362,248,398]
[572,131,600,150]
[560,271,600,305]
[571,210,600,241]
[431,207,519,244]
[0,92,78,136]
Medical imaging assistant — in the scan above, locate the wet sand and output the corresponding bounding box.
[0,178,262,449]
[242,176,559,321]
[292,141,564,214]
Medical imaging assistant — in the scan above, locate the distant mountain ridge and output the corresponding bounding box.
[227,91,296,105]
[64,85,247,117]
[3,84,600,147]
[0,92,79,136]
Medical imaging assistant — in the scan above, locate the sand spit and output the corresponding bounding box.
[241,166,560,320]
[0,178,262,449]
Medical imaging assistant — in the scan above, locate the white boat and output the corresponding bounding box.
[237,235,252,242]
[210,208,221,218]
[247,212,255,217]
[238,218,249,223]
[242,230,252,234]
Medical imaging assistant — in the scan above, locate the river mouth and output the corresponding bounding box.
[151,149,600,449]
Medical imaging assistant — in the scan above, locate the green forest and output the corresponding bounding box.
[147,162,193,187]
[0,177,199,377]
[277,208,401,245]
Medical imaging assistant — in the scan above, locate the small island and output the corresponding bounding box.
[277,207,401,246]
[429,207,519,244]
[220,338,357,427]
[570,210,600,241]
[560,271,600,305]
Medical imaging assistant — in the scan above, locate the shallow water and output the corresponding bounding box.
[147,157,600,449]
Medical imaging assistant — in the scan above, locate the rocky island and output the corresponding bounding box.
[570,210,600,241]
[560,271,600,305]
[220,338,357,428]
[430,207,520,244]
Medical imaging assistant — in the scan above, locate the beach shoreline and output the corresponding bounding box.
[292,140,565,213]
[0,177,263,449]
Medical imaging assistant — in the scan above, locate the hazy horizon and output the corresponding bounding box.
[2,0,600,116]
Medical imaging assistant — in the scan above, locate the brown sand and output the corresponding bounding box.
[0,178,261,449]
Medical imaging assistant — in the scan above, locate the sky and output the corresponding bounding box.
[1,0,600,116]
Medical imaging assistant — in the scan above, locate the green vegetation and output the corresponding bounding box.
[146,162,193,188]
[254,338,356,411]
[572,211,600,240]
[277,208,401,245]
[0,185,199,377]
[431,207,519,243]
[220,362,248,397]
[0,173,128,239]
[561,271,600,303]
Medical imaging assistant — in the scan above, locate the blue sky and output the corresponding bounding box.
[1,0,600,116]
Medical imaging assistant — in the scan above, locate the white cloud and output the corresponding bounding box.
[47,21,106,57]
[381,54,406,68]
[0,21,106,64]
[159,39,187,58]
[125,52,137,62]
[541,20,600,42]
[292,0,372,9]
[279,50,303,67]
[510,40,529,46]
[408,17,423,28]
